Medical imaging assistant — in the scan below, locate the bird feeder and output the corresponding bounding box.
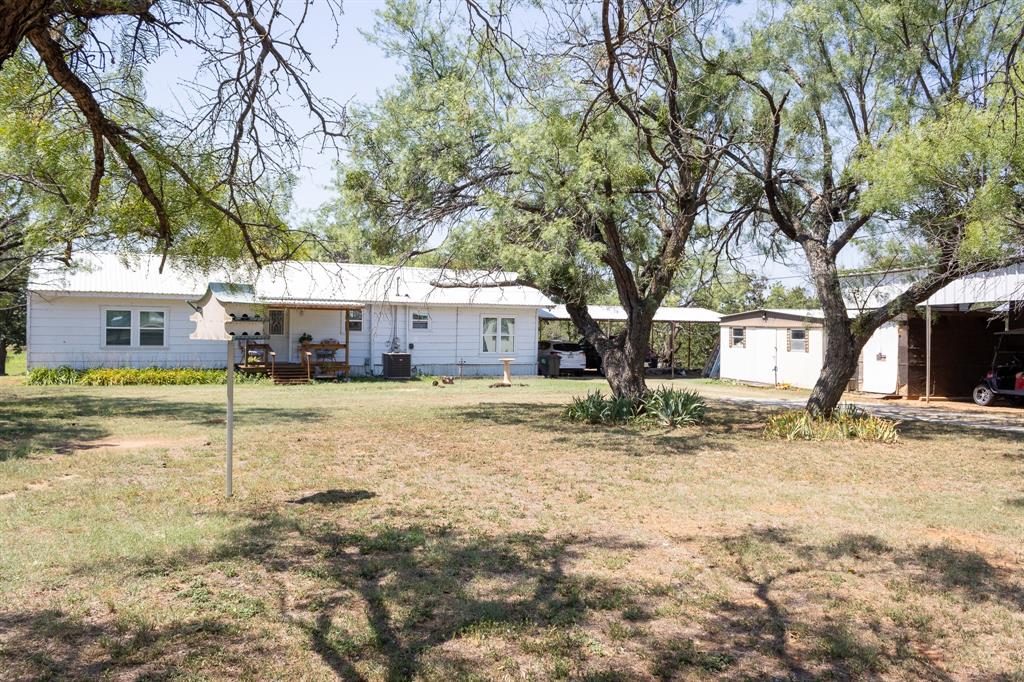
[188,282,264,497]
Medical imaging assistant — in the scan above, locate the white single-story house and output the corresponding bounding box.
[719,265,1024,397]
[26,253,553,377]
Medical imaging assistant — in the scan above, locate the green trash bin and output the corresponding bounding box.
[538,353,561,377]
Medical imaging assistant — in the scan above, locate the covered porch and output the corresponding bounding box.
[239,301,363,384]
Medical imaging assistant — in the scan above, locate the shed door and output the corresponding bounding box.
[267,309,290,362]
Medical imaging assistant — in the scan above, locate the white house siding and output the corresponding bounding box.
[858,321,900,394]
[28,294,541,376]
[719,326,825,389]
[27,293,226,369]
[369,304,540,377]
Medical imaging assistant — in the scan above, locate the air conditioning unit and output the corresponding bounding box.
[382,352,412,379]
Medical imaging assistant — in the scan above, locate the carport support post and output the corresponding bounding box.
[669,322,676,379]
[924,305,932,403]
[226,340,234,497]
[686,322,692,372]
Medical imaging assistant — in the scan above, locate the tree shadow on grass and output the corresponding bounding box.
[233,519,656,680]
[0,608,238,681]
[912,544,1024,610]
[0,394,324,461]
[896,419,1024,444]
[447,402,747,456]
[698,526,1024,681]
[289,489,377,505]
[10,514,1024,680]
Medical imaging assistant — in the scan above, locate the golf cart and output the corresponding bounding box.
[972,329,1024,406]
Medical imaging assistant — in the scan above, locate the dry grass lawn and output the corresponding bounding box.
[1,377,1023,680]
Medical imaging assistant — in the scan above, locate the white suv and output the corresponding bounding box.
[538,339,587,374]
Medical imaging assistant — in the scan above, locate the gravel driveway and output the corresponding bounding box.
[713,394,1024,435]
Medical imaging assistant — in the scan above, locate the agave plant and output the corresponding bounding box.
[641,387,708,427]
[763,405,899,443]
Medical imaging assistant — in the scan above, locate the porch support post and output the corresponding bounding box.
[226,340,234,498]
[344,309,351,377]
[924,304,932,403]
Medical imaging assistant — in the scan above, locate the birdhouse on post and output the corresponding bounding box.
[188,282,264,498]
[188,282,263,341]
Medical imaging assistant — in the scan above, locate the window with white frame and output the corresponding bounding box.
[482,316,515,353]
[139,311,165,346]
[788,328,808,353]
[105,310,132,346]
[347,309,363,332]
[411,311,430,330]
[730,327,745,348]
[103,308,167,348]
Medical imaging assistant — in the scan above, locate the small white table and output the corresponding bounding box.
[500,358,515,385]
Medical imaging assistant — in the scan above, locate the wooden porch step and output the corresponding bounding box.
[270,363,311,385]
[238,362,312,385]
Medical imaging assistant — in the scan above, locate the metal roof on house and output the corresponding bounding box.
[539,304,722,323]
[28,253,554,308]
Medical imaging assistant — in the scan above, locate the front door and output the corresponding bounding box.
[267,309,290,362]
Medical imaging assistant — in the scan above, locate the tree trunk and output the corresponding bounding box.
[0,338,7,376]
[802,239,861,417]
[600,341,649,399]
[0,0,54,68]
[565,301,653,400]
[805,318,862,416]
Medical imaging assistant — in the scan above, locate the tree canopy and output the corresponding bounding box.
[0,0,345,268]
[333,0,742,397]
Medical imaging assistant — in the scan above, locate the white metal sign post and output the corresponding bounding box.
[226,340,234,497]
[188,283,262,498]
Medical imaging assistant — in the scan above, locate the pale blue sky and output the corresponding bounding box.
[145,1,402,219]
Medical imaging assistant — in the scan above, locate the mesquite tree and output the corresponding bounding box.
[0,0,345,267]
[729,0,1024,415]
[334,0,739,398]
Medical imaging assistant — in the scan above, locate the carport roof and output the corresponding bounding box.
[539,304,722,323]
[843,264,1024,307]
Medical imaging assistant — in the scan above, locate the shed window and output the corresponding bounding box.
[482,316,515,353]
[347,309,363,332]
[729,327,745,348]
[105,310,132,346]
[411,312,430,330]
[139,311,165,346]
[788,328,808,353]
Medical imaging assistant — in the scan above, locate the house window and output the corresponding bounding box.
[411,312,430,330]
[482,316,515,353]
[347,309,363,332]
[730,327,745,348]
[139,311,165,346]
[788,328,808,353]
[268,310,285,336]
[105,310,131,346]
